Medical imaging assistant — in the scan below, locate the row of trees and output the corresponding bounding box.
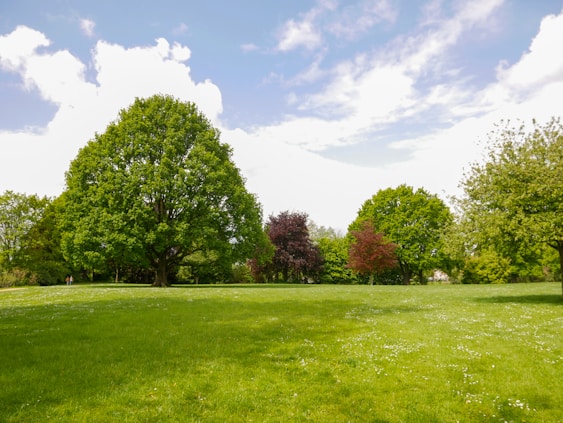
[1,95,562,291]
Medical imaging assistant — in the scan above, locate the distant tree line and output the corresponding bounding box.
[1,95,561,292]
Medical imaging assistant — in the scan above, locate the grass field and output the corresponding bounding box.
[1,282,562,422]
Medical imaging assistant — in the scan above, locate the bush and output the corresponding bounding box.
[462,251,511,284]
[0,268,39,288]
[230,263,254,284]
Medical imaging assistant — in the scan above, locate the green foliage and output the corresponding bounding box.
[443,216,556,284]
[462,250,512,284]
[308,220,343,241]
[59,95,264,286]
[176,249,233,284]
[316,236,356,284]
[0,191,50,270]
[0,268,38,287]
[247,229,275,283]
[459,117,563,291]
[230,263,254,284]
[16,198,68,285]
[1,283,562,422]
[350,185,452,284]
[0,191,65,285]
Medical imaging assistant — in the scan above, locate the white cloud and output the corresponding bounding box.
[171,42,191,62]
[275,0,337,52]
[240,43,259,53]
[224,127,383,228]
[234,1,563,228]
[497,11,563,90]
[0,27,222,200]
[276,0,398,52]
[277,18,322,52]
[328,0,398,39]
[0,26,50,71]
[272,0,504,153]
[92,39,221,121]
[79,18,96,38]
[0,26,94,110]
[172,22,189,36]
[286,54,327,86]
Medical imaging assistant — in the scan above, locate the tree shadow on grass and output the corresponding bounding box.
[475,294,563,305]
[0,293,423,422]
[173,283,318,289]
[89,283,318,289]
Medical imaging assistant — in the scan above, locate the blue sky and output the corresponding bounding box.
[1,1,563,230]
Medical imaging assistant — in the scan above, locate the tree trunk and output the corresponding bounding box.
[153,258,170,287]
[418,269,425,285]
[368,274,374,286]
[398,260,412,285]
[402,269,412,285]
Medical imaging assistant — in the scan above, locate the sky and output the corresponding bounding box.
[1,0,563,231]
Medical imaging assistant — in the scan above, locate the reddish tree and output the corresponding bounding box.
[348,220,398,285]
[264,211,322,282]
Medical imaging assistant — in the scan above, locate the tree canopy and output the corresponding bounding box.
[0,191,50,269]
[60,94,264,286]
[350,185,452,284]
[261,211,322,283]
[347,220,398,285]
[460,117,563,292]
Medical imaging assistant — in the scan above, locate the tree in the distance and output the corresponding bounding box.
[307,220,355,284]
[247,229,275,283]
[0,191,50,270]
[316,236,356,284]
[264,211,322,283]
[347,220,398,285]
[460,117,563,293]
[17,197,68,285]
[60,95,264,287]
[350,185,452,284]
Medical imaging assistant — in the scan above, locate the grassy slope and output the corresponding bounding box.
[0,283,561,422]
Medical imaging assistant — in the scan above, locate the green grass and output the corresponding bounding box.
[1,283,562,422]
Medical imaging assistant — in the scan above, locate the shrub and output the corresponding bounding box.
[0,268,40,288]
[230,263,254,284]
[462,251,511,284]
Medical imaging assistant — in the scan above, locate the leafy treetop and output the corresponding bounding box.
[60,94,264,286]
[347,220,398,285]
[350,184,452,284]
[460,117,563,292]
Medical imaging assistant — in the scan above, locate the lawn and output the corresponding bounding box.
[0,282,562,422]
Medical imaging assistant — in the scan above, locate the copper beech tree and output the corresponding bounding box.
[348,220,398,285]
[254,211,322,283]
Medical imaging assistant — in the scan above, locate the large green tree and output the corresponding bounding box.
[460,117,563,292]
[60,95,264,287]
[350,185,452,284]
